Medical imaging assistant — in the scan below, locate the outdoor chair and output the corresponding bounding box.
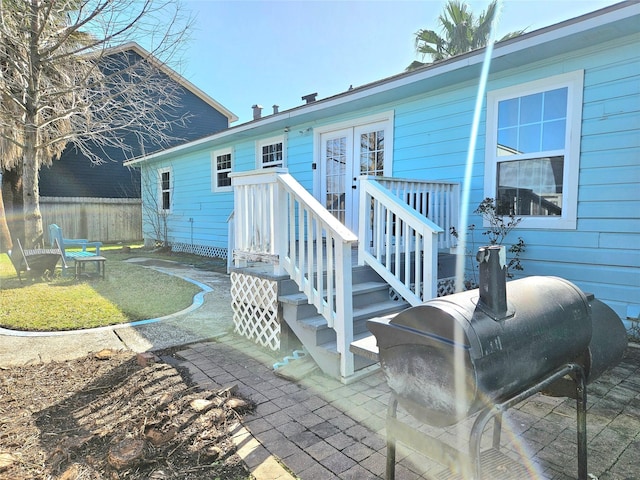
[7,238,67,282]
[48,224,104,277]
[48,224,102,259]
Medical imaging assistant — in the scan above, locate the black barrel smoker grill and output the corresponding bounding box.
[367,246,627,480]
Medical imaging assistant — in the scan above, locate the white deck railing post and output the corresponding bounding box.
[335,241,354,378]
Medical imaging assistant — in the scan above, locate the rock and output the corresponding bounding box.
[107,438,145,470]
[203,445,223,460]
[225,397,250,412]
[145,427,176,446]
[156,392,173,406]
[0,453,17,471]
[136,352,159,367]
[190,398,214,412]
[58,463,79,480]
[95,349,116,360]
[148,470,167,479]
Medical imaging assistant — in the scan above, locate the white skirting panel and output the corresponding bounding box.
[230,272,280,351]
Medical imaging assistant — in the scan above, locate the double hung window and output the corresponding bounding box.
[257,136,285,168]
[212,148,233,192]
[485,71,583,229]
[158,167,172,212]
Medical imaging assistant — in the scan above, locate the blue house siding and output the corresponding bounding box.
[489,37,639,319]
[141,147,235,253]
[132,4,639,321]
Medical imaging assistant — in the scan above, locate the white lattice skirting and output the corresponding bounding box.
[389,277,458,302]
[171,242,228,259]
[437,277,457,297]
[230,272,280,351]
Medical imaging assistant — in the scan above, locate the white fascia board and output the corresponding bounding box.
[488,2,640,61]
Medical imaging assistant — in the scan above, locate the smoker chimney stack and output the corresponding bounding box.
[477,245,509,319]
[272,104,279,114]
[252,104,263,120]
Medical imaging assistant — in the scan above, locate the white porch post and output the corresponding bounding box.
[335,240,354,378]
[423,228,440,300]
[273,178,287,275]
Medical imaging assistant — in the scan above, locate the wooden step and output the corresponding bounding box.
[349,334,379,362]
[280,281,397,320]
[298,299,407,333]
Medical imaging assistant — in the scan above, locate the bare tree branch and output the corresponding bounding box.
[0,0,193,246]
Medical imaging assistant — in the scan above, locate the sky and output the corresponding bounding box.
[175,0,621,124]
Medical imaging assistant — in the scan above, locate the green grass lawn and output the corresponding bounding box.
[0,246,206,332]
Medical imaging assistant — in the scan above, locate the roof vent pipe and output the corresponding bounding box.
[272,105,279,114]
[302,93,317,104]
[252,104,263,120]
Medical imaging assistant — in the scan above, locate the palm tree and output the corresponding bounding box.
[408,0,525,70]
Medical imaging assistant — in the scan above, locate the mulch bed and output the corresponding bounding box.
[0,350,254,479]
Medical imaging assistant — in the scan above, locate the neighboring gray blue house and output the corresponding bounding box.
[40,42,237,200]
[127,3,639,381]
[38,42,237,242]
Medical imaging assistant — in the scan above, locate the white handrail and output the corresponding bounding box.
[277,173,357,378]
[359,178,445,305]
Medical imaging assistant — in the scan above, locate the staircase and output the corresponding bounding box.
[279,264,410,380]
[230,170,459,382]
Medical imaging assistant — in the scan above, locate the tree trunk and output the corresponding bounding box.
[1,167,24,245]
[22,141,43,248]
[0,184,12,253]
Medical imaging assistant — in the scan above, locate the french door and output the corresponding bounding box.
[320,120,390,232]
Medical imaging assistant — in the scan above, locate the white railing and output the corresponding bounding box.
[374,177,459,250]
[231,169,359,378]
[231,170,458,377]
[230,169,284,265]
[358,177,448,305]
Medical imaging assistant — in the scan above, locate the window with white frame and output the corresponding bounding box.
[212,148,233,192]
[158,167,172,212]
[484,71,583,229]
[257,135,285,168]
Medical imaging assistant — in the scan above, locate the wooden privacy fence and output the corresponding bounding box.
[40,197,142,243]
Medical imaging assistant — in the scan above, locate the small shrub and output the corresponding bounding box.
[450,197,526,289]
[627,321,640,344]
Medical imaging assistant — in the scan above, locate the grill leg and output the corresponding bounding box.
[469,406,497,479]
[386,395,399,480]
[492,413,503,449]
[575,365,587,480]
